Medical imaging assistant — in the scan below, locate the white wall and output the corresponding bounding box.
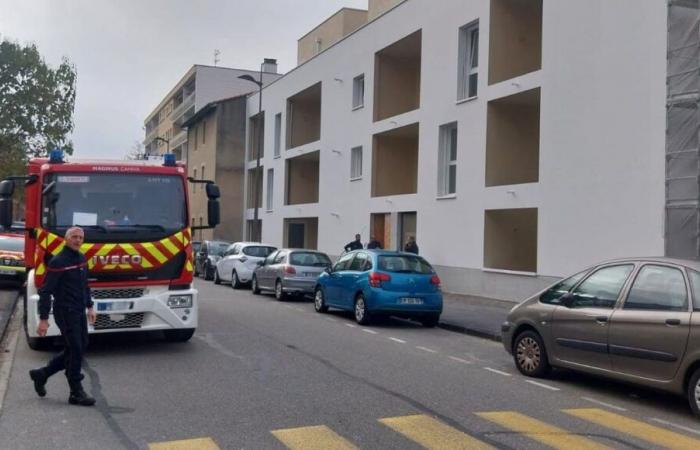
[195,66,282,112]
[244,0,667,300]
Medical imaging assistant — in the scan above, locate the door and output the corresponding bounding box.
[608,264,691,381]
[340,252,367,307]
[288,223,305,249]
[370,213,387,249]
[326,253,355,307]
[258,250,278,289]
[398,212,416,251]
[220,244,239,281]
[551,264,634,370]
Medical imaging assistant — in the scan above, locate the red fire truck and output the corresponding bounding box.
[0,150,220,349]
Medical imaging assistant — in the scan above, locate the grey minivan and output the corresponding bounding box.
[502,257,700,417]
[252,249,332,300]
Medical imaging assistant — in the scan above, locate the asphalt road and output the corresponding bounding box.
[0,279,699,449]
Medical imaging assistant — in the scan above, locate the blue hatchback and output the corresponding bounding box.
[314,250,443,326]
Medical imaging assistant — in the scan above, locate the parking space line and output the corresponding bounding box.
[580,397,627,412]
[483,367,511,377]
[324,317,338,322]
[283,305,294,310]
[294,307,304,312]
[448,356,471,364]
[272,425,358,450]
[389,337,406,344]
[362,329,378,334]
[345,324,356,328]
[416,346,437,353]
[524,380,560,391]
[650,418,700,437]
[149,437,220,450]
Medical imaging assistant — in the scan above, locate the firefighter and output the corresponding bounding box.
[29,226,97,406]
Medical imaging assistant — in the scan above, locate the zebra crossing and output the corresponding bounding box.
[148,407,700,449]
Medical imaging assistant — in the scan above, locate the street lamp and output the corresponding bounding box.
[239,67,264,242]
[153,136,170,157]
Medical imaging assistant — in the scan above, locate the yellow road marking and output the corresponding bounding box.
[272,425,358,450]
[148,437,219,450]
[477,411,611,450]
[379,414,494,450]
[564,408,700,450]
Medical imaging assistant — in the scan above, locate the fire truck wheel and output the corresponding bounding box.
[163,328,195,342]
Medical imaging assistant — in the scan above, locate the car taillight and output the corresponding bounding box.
[283,265,296,275]
[369,272,391,288]
[430,275,441,286]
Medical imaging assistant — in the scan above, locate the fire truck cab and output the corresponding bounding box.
[0,150,219,349]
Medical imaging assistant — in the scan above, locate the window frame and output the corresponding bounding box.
[266,168,274,211]
[568,264,635,310]
[622,264,690,312]
[438,122,458,197]
[457,20,479,101]
[352,74,365,110]
[350,146,363,180]
[274,113,282,158]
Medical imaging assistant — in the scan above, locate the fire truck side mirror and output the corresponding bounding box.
[205,183,220,199]
[0,180,15,229]
[207,200,220,228]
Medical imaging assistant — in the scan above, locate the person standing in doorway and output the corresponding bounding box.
[344,234,363,252]
[404,236,419,254]
[29,226,97,406]
[367,236,383,249]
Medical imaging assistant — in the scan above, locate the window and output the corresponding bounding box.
[289,252,331,266]
[348,253,368,271]
[273,251,287,264]
[438,123,458,196]
[624,265,688,311]
[202,120,206,144]
[688,270,700,311]
[569,265,634,309]
[352,74,364,109]
[274,113,282,157]
[334,253,354,272]
[266,169,274,211]
[539,270,587,305]
[458,21,479,100]
[243,246,276,258]
[264,251,278,265]
[193,168,197,193]
[350,146,363,179]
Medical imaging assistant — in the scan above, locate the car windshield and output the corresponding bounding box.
[378,255,434,274]
[289,252,331,266]
[0,237,24,252]
[209,242,229,256]
[243,246,277,257]
[41,173,186,235]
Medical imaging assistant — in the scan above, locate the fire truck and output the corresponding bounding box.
[0,150,220,349]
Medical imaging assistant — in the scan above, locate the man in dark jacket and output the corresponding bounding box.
[29,226,97,406]
[367,236,383,249]
[344,234,363,252]
[404,236,419,254]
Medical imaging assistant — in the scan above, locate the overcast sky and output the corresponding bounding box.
[0,0,368,159]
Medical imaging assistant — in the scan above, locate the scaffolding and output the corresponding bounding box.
[667,0,700,258]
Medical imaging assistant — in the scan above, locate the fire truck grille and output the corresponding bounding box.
[94,313,144,330]
[92,288,144,299]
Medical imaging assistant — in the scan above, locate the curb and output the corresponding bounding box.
[438,319,502,342]
[0,291,21,346]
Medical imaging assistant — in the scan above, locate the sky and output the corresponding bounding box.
[0,0,368,159]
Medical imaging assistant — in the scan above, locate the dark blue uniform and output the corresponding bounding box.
[37,246,93,386]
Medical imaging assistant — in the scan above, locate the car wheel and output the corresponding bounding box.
[314,288,329,313]
[421,314,440,328]
[213,268,221,285]
[231,270,241,289]
[688,367,700,417]
[275,280,287,301]
[354,293,371,325]
[251,276,260,295]
[513,330,551,378]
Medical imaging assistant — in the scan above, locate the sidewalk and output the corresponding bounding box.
[438,292,517,342]
[0,286,21,346]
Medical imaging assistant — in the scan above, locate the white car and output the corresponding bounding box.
[214,242,277,288]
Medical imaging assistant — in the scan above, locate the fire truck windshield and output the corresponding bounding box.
[41,173,187,238]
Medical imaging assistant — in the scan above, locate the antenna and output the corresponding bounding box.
[214,49,221,66]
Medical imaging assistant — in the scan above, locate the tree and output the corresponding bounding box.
[125,140,146,160]
[0,39,77,158]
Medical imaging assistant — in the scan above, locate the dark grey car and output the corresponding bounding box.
[501,257,700,417]
[252,249,331,300]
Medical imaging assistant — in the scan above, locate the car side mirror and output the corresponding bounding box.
[560,293,575,308]
[325,266,333,274]
[257,260,265,267]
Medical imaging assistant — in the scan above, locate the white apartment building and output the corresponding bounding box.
[243,0,668,301]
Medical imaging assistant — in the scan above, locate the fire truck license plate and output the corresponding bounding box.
[0,269,14,275]
[97,301,130,312]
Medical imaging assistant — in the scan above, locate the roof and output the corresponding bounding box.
[180,94,248,128]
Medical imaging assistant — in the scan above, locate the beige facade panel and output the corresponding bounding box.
[286,83,322,149]
[248,112,265,162]
[247,166,263,209]
[485,88,540,187]
[373,30,422,122]
[283,217,319,250]
[285,151,320,205]
[298,8,369,65]
[488,0,542,85]
[484,208,538,273]
[368,0,405,21]
[371,123,419,197]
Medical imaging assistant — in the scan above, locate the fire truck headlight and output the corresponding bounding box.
[167,294,192,308]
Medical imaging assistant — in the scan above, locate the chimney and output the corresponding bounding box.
[262,58,278,74]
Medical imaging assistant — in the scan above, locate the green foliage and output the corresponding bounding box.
[0,39,77,158]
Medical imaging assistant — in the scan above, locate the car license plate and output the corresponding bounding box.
[97,301,131,312]
[0,269,15,275]
[303,272,315,277]
[399,297,423,305]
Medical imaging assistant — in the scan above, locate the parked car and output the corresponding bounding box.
[214,242,277,287]
[313,250,442,326]
[501,257,700,417]
[252,249,332,300]
[0,234,25,284]
[194,240,230,281]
